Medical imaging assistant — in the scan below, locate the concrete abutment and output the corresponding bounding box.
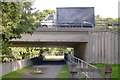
[74,43,88,61]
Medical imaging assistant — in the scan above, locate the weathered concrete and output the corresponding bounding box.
[9,27,119,64]
[10,28,90,46]
[1,59,31,77]
[74,43,87,61]
[10,42,84,47]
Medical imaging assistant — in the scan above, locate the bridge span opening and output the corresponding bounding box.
[10,41,88,62]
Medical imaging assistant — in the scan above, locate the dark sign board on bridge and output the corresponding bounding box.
[56,7,95,27]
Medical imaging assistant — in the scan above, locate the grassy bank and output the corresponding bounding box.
[93,64,119,78]
[2,65,32,79]
[56,65,70,79]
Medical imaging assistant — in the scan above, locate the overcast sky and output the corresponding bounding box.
[32,0,119,18]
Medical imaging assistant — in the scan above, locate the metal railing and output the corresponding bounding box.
[67,54,101,79]
[40,20,119,28]
[40,21,93,28]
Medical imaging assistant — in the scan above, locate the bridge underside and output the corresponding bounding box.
[10,41,86,47]
[9,28,93,62]
[10,41,88,61]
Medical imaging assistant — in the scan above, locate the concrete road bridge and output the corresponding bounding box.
[9,27,119,64]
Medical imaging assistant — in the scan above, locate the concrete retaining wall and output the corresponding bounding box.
[74,30,119,64]
[0,59,31,77]
[87,31,119,64]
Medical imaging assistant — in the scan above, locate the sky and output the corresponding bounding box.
[32,0,119,18]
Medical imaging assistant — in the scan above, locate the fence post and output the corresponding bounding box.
[81,61,83,68]
[70,63,77,78]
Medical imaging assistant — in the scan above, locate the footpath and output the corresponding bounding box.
[22,60,65,79]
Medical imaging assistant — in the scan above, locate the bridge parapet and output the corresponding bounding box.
[35,27,115,32]
[10,28,94,44]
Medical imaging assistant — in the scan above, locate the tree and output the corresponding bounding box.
[95,15,119,29]
[1,2,39,62]
[2,2,39,39]
[36,9,55,22]
[1,1,56,62]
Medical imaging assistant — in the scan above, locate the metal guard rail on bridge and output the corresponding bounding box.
[41,21,94,28]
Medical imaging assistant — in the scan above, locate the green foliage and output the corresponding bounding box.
[35,9,55,21]
[1,2,56,63]
[43,48,73,55]
[1,2,40,62]
[56,65,70,78]
[95,15,119,29]
[1,2,39,38]
[94,64,119,78]
[2,47,40,62]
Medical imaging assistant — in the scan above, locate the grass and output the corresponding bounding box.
[93,64,120,78]
[93,64,105,77]
[2,65,32,79]
[56,65,70,80]
[111,64,120,79]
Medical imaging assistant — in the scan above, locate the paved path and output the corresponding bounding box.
[22,60,65,79]
[22,59,101,79]
[87,72,102,78]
